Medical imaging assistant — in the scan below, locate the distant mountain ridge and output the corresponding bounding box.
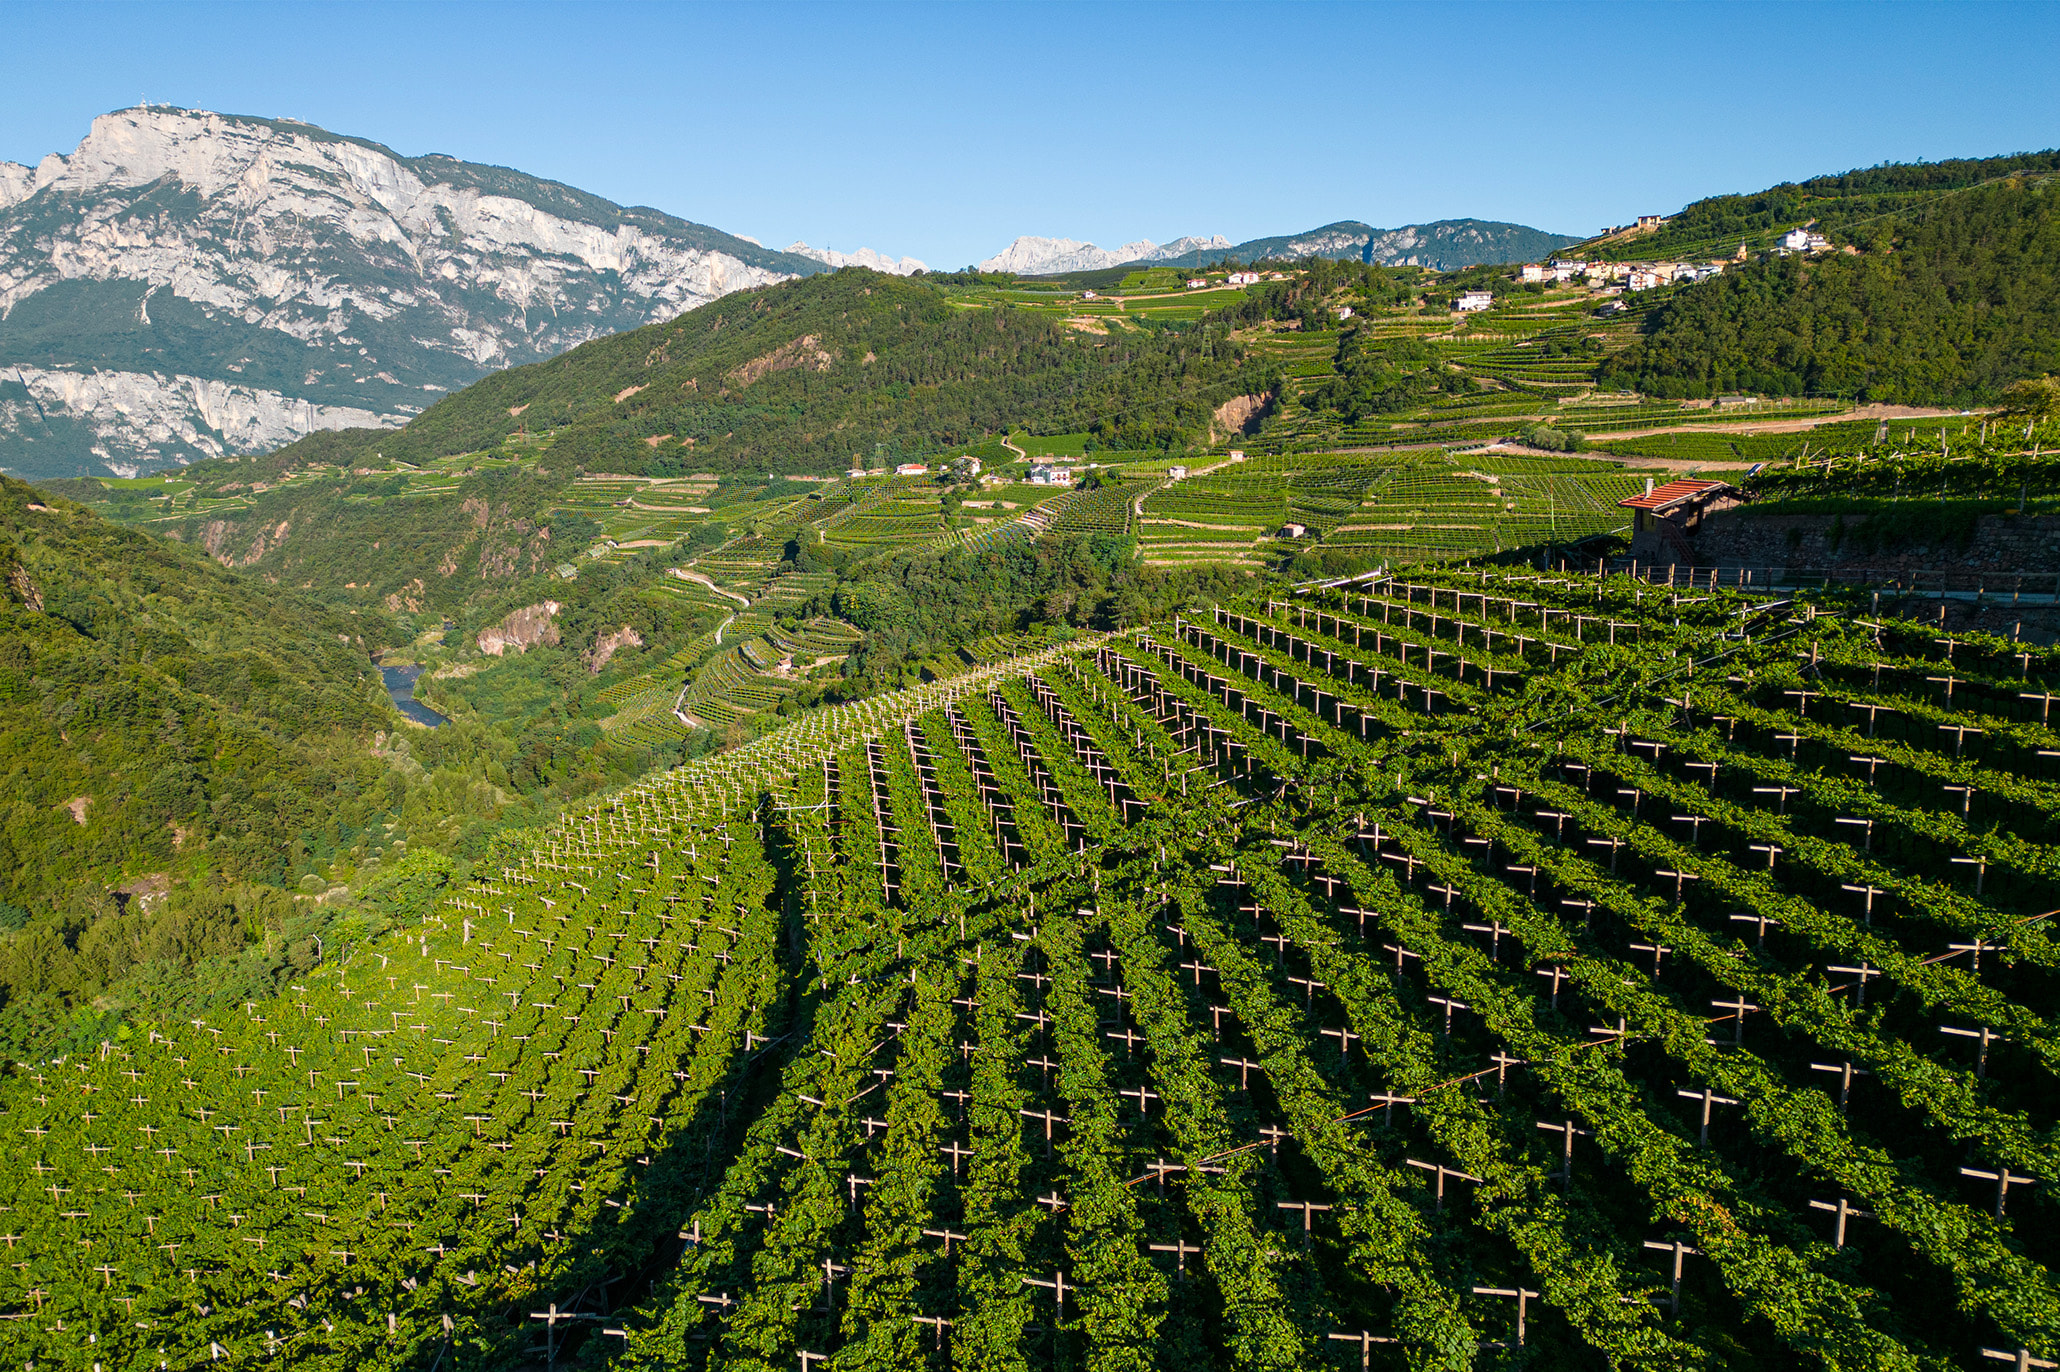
[980,218,1580,276]
[786,242,928,275]
[977,234,1234,275]
[0,107,826,480]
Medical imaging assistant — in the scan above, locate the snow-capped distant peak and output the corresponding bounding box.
[976,233,1231,276]
[786,242,927,276]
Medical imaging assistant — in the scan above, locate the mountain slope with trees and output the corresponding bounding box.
[259,268,1277,476]
[1600,173,2060,402]
[1591,148,2060,260]
[0,106,824,480]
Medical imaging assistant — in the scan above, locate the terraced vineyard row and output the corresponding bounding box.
[6,571,2057,1370]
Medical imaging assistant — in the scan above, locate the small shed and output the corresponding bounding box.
[1618,478,1741,563]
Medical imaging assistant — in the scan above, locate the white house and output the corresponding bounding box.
[1520,264,1548,283]
[1336,306,1354,319]
[847,467,867,478]
[1186,278,1208,289]
[1029,463,1075,486]
[1166,465,1189,479]
[1626,270,1663,292]
[1781,228,1830,252]
[1456,290,1495,312]
[1278,523,1308,539]
[896,462,928,476]
[1227,272,1260,286]
[1082,290,1098,300]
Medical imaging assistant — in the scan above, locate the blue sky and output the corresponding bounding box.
[4,0,2056,268]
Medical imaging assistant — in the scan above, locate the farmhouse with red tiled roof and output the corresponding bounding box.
[1619,477,1742,563]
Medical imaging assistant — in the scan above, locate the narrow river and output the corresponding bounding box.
[378,662,448,728]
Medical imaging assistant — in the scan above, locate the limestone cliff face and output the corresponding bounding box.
[584,624,645,674]
[477,601,562,656]
[0,107,824,479]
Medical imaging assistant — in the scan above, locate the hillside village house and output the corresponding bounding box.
[1781,227,1831,252]
[1226,272,1260,285]
[896,462,928,476]
[1456,290,1495,312]
[1626,269,1664,291]
[1637,214,1665,229]
[1186,278,1208,289]
[1166,465,1189,479]
[1619,477,1742,563]
[1028,464,1074,485]
[1520,263,1548,282]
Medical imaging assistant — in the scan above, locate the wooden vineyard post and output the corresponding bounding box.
[1328,1329,1398,1370]
[1473,1285,1542,1347]
[1642,1238,1700,1315]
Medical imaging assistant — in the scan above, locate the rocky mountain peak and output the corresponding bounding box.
[786,242,928,275]
[0,107,823,480]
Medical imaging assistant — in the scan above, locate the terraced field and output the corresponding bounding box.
[14,568,2057,1369]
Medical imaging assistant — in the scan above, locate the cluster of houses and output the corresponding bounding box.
[1521,258,1729,290]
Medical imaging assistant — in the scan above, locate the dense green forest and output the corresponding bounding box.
[260,269,1277,476]
[821,531,1242,696]
[0,476,710,1056]
[0,474,397,907]
[44,464,603,619]
[1595,147,2060,259]
[1600,176,2060,401]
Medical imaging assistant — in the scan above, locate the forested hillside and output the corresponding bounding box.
[0,474,396,905]
[1600,174,2060,401]
[1594,148,2060,260]
[0,474,694,1057]
[263,269,1276,476]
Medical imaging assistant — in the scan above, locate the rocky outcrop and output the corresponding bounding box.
[0,106,824,480]
[476,601,561,656]
[1211,393,1271,439]
[585,624,644,674]
[727,334,834,388]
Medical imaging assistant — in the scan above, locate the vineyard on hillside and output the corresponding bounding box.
[5,569,2058,1370]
